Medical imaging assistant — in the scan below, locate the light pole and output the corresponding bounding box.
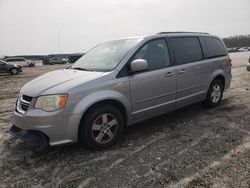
[58,30,61,54]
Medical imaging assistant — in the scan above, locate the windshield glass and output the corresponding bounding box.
[72,38,142,71]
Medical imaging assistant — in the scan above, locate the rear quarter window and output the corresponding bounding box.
[169,37,203,65]
[200,36,227,58]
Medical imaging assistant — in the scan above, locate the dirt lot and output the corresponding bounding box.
[0,53,250,188]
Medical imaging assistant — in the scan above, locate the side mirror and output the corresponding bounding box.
[130,59,148,73]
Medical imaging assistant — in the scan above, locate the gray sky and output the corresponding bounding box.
[0,0,250,55]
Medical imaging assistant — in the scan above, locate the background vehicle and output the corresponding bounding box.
[238,47,249,52]
[49,57,67,64]
[0,60,22,75]
[10,32,231,150]
[6,57,35,67]
[227,47,238,53]
[247,58,250,71]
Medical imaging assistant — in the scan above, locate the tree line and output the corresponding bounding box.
[223,35,250,48]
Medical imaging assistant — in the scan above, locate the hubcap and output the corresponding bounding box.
[211,84,221,103]
[12,69,17,74]
[91,113,118,144]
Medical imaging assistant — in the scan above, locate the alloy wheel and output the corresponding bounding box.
[211,83,221,103]
[91,113,118,144]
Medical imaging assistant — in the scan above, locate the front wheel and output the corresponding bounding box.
[205,79,224,107]
[79,105,124,150]
[10,68,18,75]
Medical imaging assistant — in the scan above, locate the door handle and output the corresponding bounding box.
[164,72,174,77]
[178,69,186,74]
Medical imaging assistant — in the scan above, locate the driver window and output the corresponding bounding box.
[133,39,171,71]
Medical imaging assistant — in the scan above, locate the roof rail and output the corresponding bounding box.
[157,31,209,35]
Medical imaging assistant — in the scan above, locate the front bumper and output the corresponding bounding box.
[9,125,49,147]
[11,110,82,146]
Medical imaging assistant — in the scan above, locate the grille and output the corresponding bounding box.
[22,95,32,103]
[16,94,33,114]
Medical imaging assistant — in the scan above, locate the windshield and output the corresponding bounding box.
[72,38,142,71]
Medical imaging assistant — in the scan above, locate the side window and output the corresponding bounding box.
[200,36,227,58]
[170,37,203,65]
[17,59,24,62]
[132,39,171,71]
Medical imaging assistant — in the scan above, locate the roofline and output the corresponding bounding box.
[157,31,209,35]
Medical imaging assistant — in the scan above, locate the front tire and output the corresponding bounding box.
[205,79,224,107]
[79,105,124,150]
[10,68,18,75]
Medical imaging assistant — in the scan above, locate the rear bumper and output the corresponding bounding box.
[9,125,49,147]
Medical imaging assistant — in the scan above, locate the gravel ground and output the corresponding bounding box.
[0,52,250,188]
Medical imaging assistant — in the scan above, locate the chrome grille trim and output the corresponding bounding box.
[16,94,32,114]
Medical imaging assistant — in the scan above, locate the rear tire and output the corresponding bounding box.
[79,105,124,150]
[205,79,224,107]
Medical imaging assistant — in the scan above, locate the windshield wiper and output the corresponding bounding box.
[72,67,93,71]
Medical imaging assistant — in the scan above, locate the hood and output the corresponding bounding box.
[21,69,105,97]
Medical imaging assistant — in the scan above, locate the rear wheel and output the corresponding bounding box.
[79,105,124,150]
[10,68,18,75]
[205,79,223,107]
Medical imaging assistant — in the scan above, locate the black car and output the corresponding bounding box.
[0,60,22,75]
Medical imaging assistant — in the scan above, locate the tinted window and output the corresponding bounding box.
[133,39,171,71]
[170,37,203,65]
[6,59,14,62]
[16,58,25,62]
[200,36,227,58]
[7,58,24,62]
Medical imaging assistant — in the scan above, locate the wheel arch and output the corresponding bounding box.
[207,69,226,91]
[80,99,128,125]
[73,90,132,141]
[211,74,225,90]
[77,98,129,143]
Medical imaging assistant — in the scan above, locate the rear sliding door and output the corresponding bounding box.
[169,36,210,108]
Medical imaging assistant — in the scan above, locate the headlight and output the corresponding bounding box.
[34,94,68,112]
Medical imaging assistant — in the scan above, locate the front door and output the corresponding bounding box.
[129,38,177,122]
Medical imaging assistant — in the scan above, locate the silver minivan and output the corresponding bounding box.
[10,32,232,149]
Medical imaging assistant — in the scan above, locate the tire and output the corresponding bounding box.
[10,68,18,75]
[79,105,124,150]
[205,79,224,107]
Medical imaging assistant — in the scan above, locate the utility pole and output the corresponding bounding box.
[58,29,61,54]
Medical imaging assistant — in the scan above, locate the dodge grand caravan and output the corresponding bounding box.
[10,32,232,149]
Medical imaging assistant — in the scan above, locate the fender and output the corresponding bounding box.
[72,90,133,125]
